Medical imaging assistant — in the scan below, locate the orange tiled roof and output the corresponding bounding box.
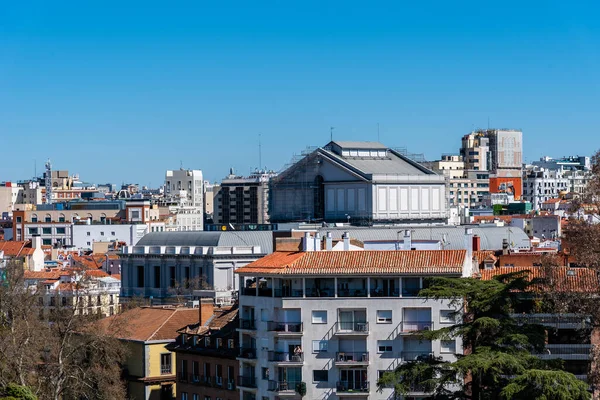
[85,269,110,278]
[236,250,466,276]
[97,307,200,342]
[24,270,64,280]
[480,266,598,293]
[111,274,121,280]
[0,241,28,257]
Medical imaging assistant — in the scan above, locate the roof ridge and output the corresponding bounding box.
[147,308,178,341]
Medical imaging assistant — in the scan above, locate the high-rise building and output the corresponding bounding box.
[165,169,204,231]
[214,169,277,225]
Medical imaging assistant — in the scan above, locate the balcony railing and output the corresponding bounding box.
[306,287,334,297]
[267,321,303,333]
[402,288,422,297]
[239,347,257,359]
[188,374,200,384]
[179,372,188,382]
[238,376,257,388]
[268,351,304,363]
[273,288,303,297]
[335,321,369,334]
[160,365,172,375]
[370,288,400,297]
[336,381,370,393]
[268,380,302,392]
[241,287,256,296]
[258,287,273,297]
[337,288,368,297]
[335,352,369,363]
[239,319,256,330]
[401,321,434,332]
[402,351,434,361]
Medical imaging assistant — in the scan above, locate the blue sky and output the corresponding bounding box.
[1,1,599,185]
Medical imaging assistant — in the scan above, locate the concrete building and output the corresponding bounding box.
[460,133,490,171]
[532,156,591,172]
[169,301,240,400]
[120,231,273,305]
[269,141,447,225]
[0,182,23,218]
[71,223,149,249]
[522,167,570,210]
[164,169,204,231]
[204,181,217,223]
[234,233,473,400]
[214,169,277,225]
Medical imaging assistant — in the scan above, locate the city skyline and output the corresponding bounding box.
[2,1,600,184]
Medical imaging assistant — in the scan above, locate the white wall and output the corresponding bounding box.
[372,184,446,221]
[72,224,144,249]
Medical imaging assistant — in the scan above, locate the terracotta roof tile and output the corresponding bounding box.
[97,307,199,342]
[236,250,466,276]
[480,266,598,293]
[24,270,64,280]
[0,241,28,257]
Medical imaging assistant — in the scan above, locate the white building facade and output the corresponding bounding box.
[235,238,471,400]
[165,169,204,231]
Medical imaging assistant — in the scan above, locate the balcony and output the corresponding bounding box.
[268,380,302,393]
[369,288,399,297]
[335,352,369,365]
[238,376,257,389]
[268,351,304,364]
[267,321,303,334]
[160,365,172,375]
[402,351,434,361]
[334,321,369,335]
[258,287,273,297]
[337,288,368,297]
[400,321,433,333]
[336,381,370,394]
[534,344,592,360]
[239,319,256,330]
[241,287,256,296]
[238,347,257,360]
[401,288,422,297]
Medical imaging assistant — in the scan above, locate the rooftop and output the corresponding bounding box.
[235,250,466,276]
[480,266,598,293]
[135,231,273,253]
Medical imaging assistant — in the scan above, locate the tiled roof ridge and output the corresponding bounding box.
[147,308,178,341]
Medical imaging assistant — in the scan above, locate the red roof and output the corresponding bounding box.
[236,250,466,276]
[480,266,598,293]
[0,241,29,257]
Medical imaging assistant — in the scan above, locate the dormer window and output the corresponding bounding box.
[205,337,211,347]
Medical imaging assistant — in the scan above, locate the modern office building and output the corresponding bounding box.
[234,232,474,400]
[269,141,447,225]
[214,169,277,225]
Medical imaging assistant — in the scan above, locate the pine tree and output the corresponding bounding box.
[378,272,590,399]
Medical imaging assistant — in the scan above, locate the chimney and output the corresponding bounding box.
[464,227,473,263]
[32,235,42,250]
[199,298,214,326]
[314,233,321,251]
[502,238,509,255]
[403,230,412,251]
[472,235,481,252]
[302,232,314,252]
[343,232,350,251]
[326,232,333,251]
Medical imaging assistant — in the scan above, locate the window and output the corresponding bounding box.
[42,227,51,235]
[111,231,116,236]
[181,394,187,400]
[43,239,52,246]
[312,340,328,353]
[441,340,456,353]
[45,215,52,222]
[262,367,269,380]
[58,214,65,222]
[312,310,327,324]
[86,232,90,236]
[31,215,38,223]
[313,370,328,382]
[137,266,144,287]
[86,242,91,246]
[100,231,104,236]
[16,216,22,223]
[228,339,234,349]
[131,210,140,219]
[193,395,199,400]
[205,337,211,346]
[154,266,161,289]
[440,310,456,323]
[377,310,392,324]
[28,228,38,235]
[377,340,393,353]
[56,227,66,234]
[160,353,172,375]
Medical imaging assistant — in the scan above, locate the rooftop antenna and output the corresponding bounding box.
[330,126,335,142]
[259,133,262,171]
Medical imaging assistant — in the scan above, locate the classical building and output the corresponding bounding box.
[214,169,277,225]
[269,141,447,225]
[234,233,475,400]
[168,301,240,400]
[120,231,273,305]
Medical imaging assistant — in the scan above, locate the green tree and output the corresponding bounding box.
[0,383,37,400]
[378,272,590,399]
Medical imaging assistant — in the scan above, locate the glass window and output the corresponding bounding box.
[56,227,66,234]
[160,353,172,375]
[42,227,51,235]
[28,228,38,235]
[376,310,392,324]
[441,340,456,353]
[377,340,393,353]
[440,310,456,323]
[261,367,269,380]
[313,370,328,382]
[312,310,327,324]
[312,340,328,353]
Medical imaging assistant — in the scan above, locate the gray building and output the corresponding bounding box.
[120,231,273,305]
[269,141,447,225]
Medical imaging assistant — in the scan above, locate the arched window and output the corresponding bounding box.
[31,213,38,223]
[45,214,52,223]
[58,213,66,222]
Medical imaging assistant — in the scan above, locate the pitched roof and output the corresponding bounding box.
[178,305,239,335]
[0,241,29,257]
[480,266,598,293]
[236,250,466,276]
[97,307,199,342]
[23,270,64,280]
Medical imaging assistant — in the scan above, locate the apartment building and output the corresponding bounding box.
[522,167,570,210]
[165,169,204,231]
[168,301,240,400]
[214,169,277,225]
[234,236,474,400]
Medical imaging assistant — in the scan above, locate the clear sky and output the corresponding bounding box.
[1,1,599,186]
